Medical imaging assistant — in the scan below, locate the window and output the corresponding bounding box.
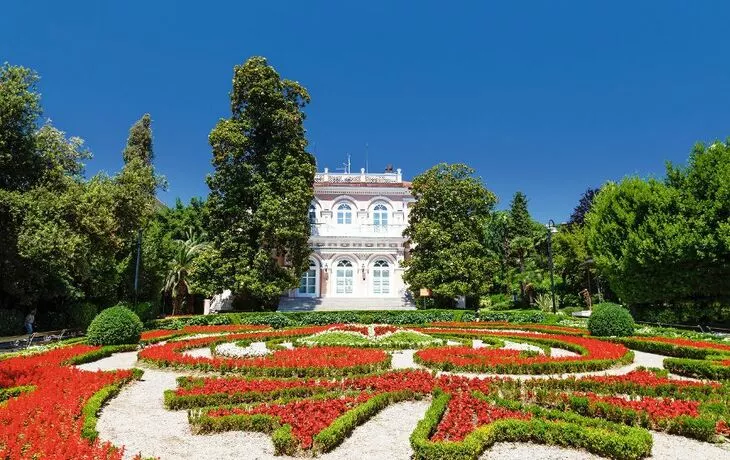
[335,259,354,294]
[337,203,352,225]
[298,260,317,295]
[308,204,317,224]
[373,203,388,228]
[372,259,390,294]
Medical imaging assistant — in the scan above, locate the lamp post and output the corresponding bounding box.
[546,220,558,313]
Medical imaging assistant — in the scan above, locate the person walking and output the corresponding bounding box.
[24,309,36,334]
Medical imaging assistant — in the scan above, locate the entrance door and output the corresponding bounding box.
[372,259,391,295]
[298,260,318,297]
[335,260,354,295]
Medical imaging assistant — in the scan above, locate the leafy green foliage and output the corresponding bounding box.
[163,229,210,315]
[68,302,97,331]
[403,163,497,300]
[0,64,163,327]
[205,56,315,309]
[588,303,635,337]
[86,306,143,345]
[586,140,730,310]
[0,63,42,191]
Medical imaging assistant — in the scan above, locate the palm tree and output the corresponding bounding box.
[164,228,209,315]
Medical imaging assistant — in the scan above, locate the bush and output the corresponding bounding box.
[86,306,143,345]
[588,303,635,337]
[0,309,24,335]
[128,301,159,323]
[68,302,97,331]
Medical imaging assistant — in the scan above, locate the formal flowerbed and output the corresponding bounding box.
[413,329,632,374]
[2,320,730,460]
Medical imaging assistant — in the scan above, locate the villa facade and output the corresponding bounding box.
[285,167,414,305]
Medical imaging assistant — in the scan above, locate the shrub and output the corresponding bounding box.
[68,302,97,331]
[86,306,143,345]
[128,301,159,323]
[588,303,635,337]
[0,309,24,335]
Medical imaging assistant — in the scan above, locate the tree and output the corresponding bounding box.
[122,113,153,165]
[585,140,730,310]
[0,63,43,191]
[206,56,316,309]
[164,229,210,315]
[568,188,599,227]
[507,192,532,238]
[403,163,497,303]
[115,114,162,303]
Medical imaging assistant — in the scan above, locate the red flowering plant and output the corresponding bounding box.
[413,330,631,374]
[428,321,588,336]
[525,369,722,400]
[139,327,391,377]
[0,345,141,459]
[431,393,531,441]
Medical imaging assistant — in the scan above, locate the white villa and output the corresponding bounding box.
[281,166,414,309]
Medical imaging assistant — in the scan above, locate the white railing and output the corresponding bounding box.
[311,223,406,237]
[315,167,402,184]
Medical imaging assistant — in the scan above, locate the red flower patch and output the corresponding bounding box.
[432,393,530,441]
[0,346,134,459]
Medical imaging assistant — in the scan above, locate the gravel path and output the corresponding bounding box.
[75,351,139,371]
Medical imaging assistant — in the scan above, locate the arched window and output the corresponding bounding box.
[373,203,388,228]
[337,203,352,225]
[308,204,317,223]
[335,259,354,294]
[372,259,390,295]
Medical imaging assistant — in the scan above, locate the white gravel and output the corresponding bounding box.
[75,351,139,371]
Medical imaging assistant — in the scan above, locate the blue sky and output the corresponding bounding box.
[2,1,729,222]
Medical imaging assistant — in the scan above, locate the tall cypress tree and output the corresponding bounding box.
[116,114,159,303]
[122,113,153,165]
[206,57,315,309]
[508,191,531,238]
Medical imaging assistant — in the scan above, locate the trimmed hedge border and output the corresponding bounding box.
[148,309,479,330]
[80,368,144,440]
[63,344,139,366]
[664,358,730,381]
[0,385,35,403]
[410,390,653,460]
[612,337,717,359]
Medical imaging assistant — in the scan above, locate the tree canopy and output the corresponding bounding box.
[585,140,730,306]
[403,163,497,302]
[204,57,316,308]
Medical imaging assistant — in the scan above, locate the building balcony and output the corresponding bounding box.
[314,167,402,184]
[310,223,406,237]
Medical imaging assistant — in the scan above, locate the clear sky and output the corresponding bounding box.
[2,1,729,222]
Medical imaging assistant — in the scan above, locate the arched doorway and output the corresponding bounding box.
[334,259,354,295]
[297,259,319,297]
[371,259,391,295]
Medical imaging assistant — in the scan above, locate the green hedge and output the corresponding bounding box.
[0,385,34,403]
[148,309,478,330]
[410,390,653,460]
[81,368,143,440]
[612,338,715,359]
[663,358,730,380]
[63,344,139,366]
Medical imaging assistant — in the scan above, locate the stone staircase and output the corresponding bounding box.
[277,296,416,312]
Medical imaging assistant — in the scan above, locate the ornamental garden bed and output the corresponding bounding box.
[1,320,728,459]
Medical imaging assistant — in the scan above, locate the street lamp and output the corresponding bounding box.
[546,220,558,313]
